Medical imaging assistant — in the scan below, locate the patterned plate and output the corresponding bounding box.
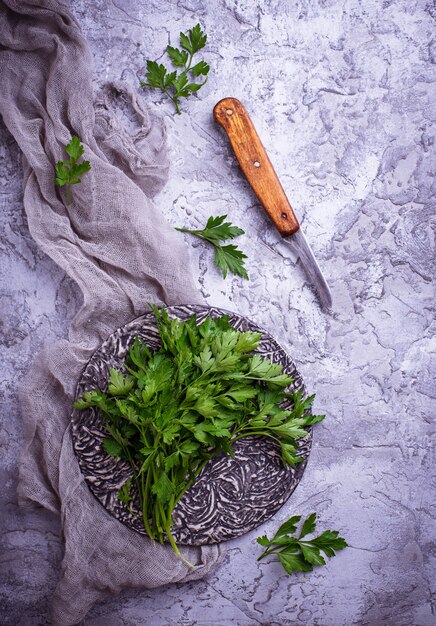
[71,305,312,545]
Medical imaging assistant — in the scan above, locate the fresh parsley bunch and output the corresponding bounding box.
[140,24,210,114]
[177,215,248,279]
[74,307,324,564]
[257,513,348,574]
[55,136,91,205]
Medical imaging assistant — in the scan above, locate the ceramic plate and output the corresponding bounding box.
[71,305,312,545]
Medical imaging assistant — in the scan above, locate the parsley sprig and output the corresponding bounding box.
[140,24,210,114]
[177,215,248,279]
[74,308,324,565]
[257,513,348,575]
[55,136,91,205]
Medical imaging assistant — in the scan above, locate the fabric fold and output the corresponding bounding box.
[0,0,223,623]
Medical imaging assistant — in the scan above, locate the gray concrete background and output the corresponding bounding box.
[1,0,435,624]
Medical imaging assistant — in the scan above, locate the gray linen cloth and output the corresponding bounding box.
[0,0,224,623]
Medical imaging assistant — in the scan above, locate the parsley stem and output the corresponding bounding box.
[167,493,175,527]
[185,51,194,73]
[231,431,282,446]
[165,524,194,568]
[257,545,291,561]
[156,497,194,568]
[162,87,181,114]
[175,231,205,242]
[151,464,164,542]
[141,469,153,540]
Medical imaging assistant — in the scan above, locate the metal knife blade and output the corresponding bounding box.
[213,97,333,311]
[284,229,332,310]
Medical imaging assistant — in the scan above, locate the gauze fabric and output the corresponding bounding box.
[0,1,224,623]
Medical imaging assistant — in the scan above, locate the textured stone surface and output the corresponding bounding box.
[1,0,435,624]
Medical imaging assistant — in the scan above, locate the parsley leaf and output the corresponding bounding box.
[166,46,188,67]
[257,512,347,575]
[214,244,247,279]
[102,437,123,457]
[183,23,207,53]
[152,471,176,505]
[184,215,245,243]
[143,61,167,88]
[191,60,210,77]
[177,215,248,279]
[55,135,91,204]
[299,512,317,538]
[117,478,133,505]
[108,369,135,396]
[140,24,210,114]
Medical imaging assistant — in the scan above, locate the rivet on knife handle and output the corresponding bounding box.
[213,97,299,237]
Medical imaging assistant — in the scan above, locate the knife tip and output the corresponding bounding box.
[317,288,333,313]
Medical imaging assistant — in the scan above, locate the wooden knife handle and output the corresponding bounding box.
[213,97,299,236]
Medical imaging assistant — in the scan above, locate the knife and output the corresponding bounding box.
[213,97,332,311]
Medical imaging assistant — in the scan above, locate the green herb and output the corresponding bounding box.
[74,307,324,565]
[257,513,347,575]
[117,478,133,505]
[177,215,248,279]
[140,24,210,114]
[55,136,91,204]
